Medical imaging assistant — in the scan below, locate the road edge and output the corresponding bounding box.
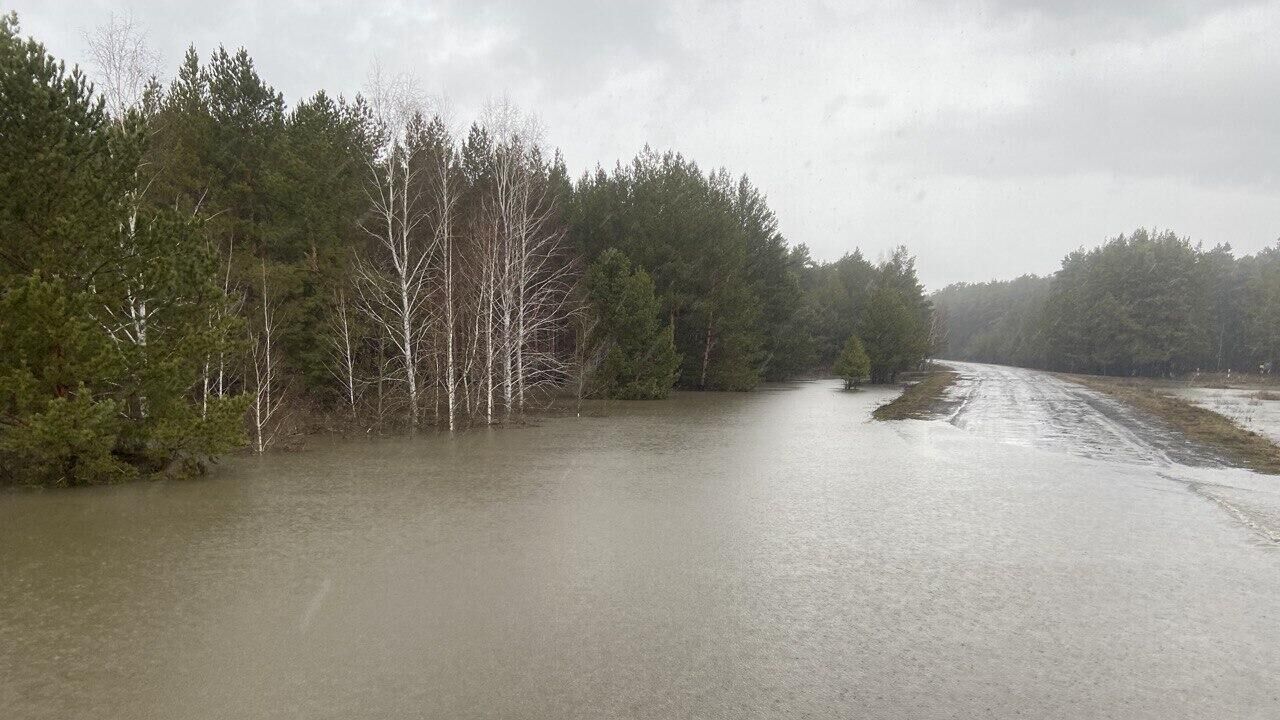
[1060,373,1280,475]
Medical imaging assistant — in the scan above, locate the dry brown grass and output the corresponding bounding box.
[1181,371,1280,390]
[872,370,959,421]
[1062,373,1280,475]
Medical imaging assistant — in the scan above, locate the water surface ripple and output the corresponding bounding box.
[3,373,1278,718]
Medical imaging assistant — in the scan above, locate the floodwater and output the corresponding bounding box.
[1166,385,1280,446]
[3,364,1279,719]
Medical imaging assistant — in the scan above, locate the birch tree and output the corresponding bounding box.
[200,237,241,419]
[84,12,159,121]
[326,288,359,419]
[423,116,461,431]
[483,102,576,416]
[248,263,287,452]
[478,206,502,424]
[354,71,434,431]
[86,13,160,403]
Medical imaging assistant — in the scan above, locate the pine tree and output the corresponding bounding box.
[798,249,879,367]
[860,284,927,384]
[0,14,127,485]
[568,150,787,390]
[0,14,245,485]
[584,249,681,399]
[0,12,126,282]
[107,207,248,474]
[0,275,131,485]
[832,335,870,390]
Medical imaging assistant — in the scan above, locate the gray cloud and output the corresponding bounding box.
[10,0,1279,289]
[875,1,1280,189]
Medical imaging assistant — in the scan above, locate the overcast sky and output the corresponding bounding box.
[13,0,1280,289]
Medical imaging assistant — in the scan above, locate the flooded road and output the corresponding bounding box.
[4,368,1280,719]
[943,361,1224,467]
[945,361,1280,541]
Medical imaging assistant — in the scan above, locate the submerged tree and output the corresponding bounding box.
[482,100,577,417]
[0,275,130,485]
[6,8,977,486]
[832,335,870,390]
[248,263,288,453]
[583,249,681,399]
[353,74,433,431]
[568,150,793,391]
[860,284,928,384]
[325,287,360,419]
[0,14,244,485]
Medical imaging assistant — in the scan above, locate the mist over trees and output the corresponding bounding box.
[0,12,934,485]
[935,229,1280,377]
[931,275,1052,369]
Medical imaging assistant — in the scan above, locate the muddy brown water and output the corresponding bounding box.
[3,373,1279,718]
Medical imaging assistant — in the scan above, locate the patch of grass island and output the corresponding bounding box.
[872,367,960,421]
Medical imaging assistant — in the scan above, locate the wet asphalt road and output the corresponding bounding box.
[943,361,1280,541]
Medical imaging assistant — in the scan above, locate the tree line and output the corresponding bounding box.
[0,13,933,486]
[934,228,1280,377]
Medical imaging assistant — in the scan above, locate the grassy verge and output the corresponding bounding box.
[1062,373,1280,475]
[1173,371,1280,390]
[872,369,959,421]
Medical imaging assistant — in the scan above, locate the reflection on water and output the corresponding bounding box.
[3,380,1278,719]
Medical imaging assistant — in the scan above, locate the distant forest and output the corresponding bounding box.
[934,229,1280,377]
[1,13,933,485]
